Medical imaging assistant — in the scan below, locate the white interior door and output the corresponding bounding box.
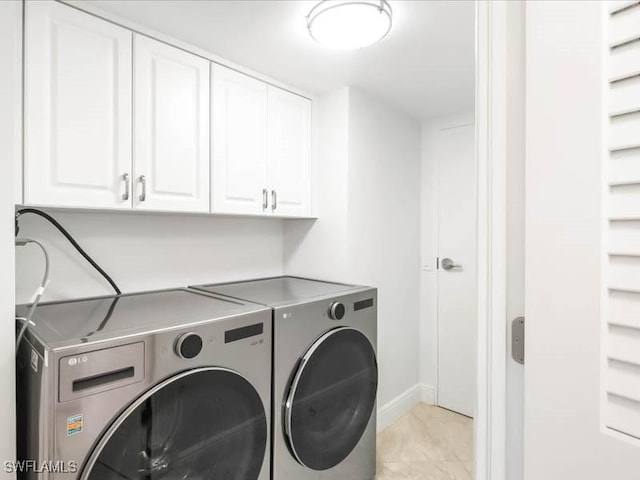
[211,64,268,215]
[133,34,210,213]
[267,86,312,217]
[437,124,476,417]
[525,2,640,478]
[24,0,132,209]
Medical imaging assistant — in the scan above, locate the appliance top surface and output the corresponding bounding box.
[191,276,371,307]
[17,288,268,350]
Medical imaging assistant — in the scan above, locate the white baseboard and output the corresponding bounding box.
[377,384,421,432]
[420,383,436,405]
[376,383,437,432]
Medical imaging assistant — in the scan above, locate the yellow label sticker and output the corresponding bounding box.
[66,414,83,436]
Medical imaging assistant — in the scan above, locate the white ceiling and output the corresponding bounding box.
[79,0,475,121]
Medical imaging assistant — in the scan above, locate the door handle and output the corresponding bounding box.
[441,258,462,271]
[271,190,277,211]
[138,175,146,202]
[121,173,130,201]
[263,188,268,211]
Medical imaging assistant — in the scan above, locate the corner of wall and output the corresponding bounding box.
[283,86,350,280]
[377,384,422,432]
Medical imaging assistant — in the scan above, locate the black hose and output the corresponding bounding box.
[85,296,121,338]
[15,208,122,295]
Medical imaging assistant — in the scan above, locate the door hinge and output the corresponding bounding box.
[512,317,525,365]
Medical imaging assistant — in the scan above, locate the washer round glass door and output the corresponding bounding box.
[284,327,378,470]
[82,367,267,480]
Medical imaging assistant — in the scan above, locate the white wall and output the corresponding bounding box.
[419,111,474,399]
[0,1,21,475]
[16,212,284,303]
[283,87,350,280]
[285,87,422,425]
[347,88,422,410]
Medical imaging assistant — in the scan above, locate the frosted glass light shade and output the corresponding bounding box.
[307,1,393,50]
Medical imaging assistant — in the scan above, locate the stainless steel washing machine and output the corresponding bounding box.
[191,276,378,480]
[16,288,272,480]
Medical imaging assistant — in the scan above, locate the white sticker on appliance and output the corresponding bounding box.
[66,414,83,436]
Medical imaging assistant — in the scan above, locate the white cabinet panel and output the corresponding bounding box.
[24,1,132,209]
[134,35,210,213]
[23,2,313,219]
[267,87,312,217]
[211,64,268,215]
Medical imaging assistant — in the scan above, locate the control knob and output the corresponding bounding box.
[329,302,346,320]
[175,332,203,359]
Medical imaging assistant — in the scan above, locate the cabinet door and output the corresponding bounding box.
[133,35,210,213]
[211,64,268,215]
[24,1,132,209]
[267,87,312,217]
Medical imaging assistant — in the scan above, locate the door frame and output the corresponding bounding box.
[475,1,510,479]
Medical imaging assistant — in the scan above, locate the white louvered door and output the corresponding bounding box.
[603,0,640,443]
[524,2,640,479]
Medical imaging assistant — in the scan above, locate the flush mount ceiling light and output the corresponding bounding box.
[307,0,393,51]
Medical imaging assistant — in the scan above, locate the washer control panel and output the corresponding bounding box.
[328,302,346,320]
[175,332,203,359]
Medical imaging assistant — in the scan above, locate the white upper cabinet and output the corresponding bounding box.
[211,65,312,217]
[24,1,132,209]
[267,87,312,217]
[211,64,268,215]
[133,35,210,213]
[22,2,313,218]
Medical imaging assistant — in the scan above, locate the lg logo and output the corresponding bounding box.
[67,356,88,366]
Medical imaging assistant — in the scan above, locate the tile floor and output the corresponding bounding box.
[376,403,473,480]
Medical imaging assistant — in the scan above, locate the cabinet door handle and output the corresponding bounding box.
[271,190,277,211]
[122,173,130,201]
[263,188,268,211]
[138,175,146,202]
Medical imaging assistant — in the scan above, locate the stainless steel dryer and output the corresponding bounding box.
[191,276,378,480]
[16,288,272,480]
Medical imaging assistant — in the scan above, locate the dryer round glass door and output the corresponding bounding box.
[81,367,267,480]
[284,327,378,470]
